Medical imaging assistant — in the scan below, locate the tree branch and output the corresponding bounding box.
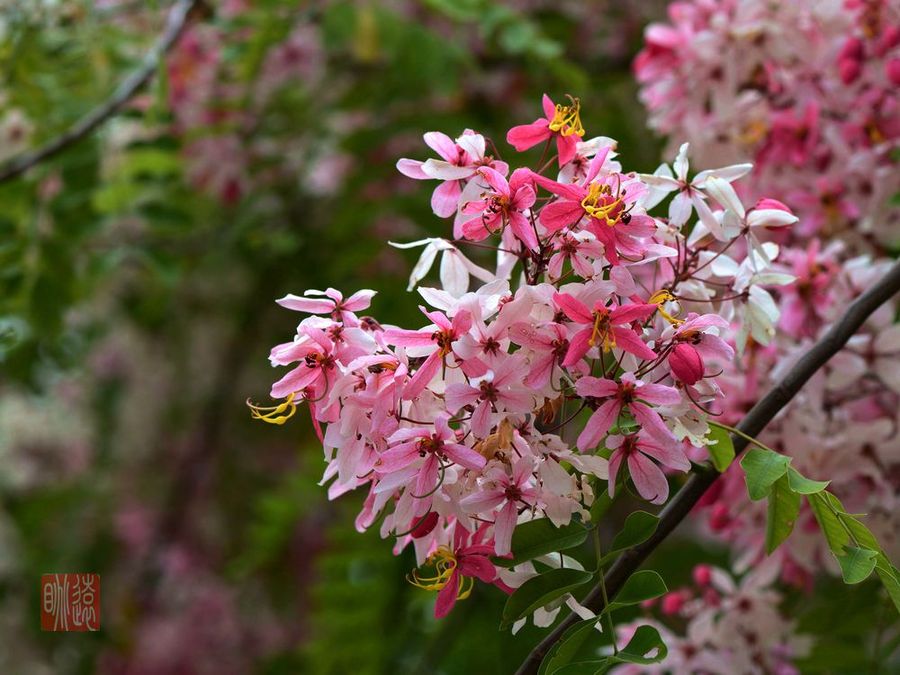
[516,258,900,675]
[0,0,197,183]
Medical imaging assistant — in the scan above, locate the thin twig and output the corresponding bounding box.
[0,0,197,183]
[515,258,900,675]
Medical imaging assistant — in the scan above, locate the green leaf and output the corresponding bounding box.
[838,547,878,584]
[705,424,735,472]
[607,511,658,557]
[874,558,900,616]
[765,474,801,554]
[787,467,830,494]
[612,625,668,665]
[501,568,594,629]
[606,570,667,611]
[553,662,608,675]
[540,618,605,674]
[494,519,589,567]
[808,492,850,556]
[837,513,880,550]
[740,448,792,501]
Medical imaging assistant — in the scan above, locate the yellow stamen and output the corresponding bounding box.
[649,290,684,325]
[548,96,585,137]
[587,311,616,352]
[247,392,298,425]
[580,182,623,226]
[407,546,472,601]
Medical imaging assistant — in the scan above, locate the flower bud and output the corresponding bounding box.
[669,343,704,385]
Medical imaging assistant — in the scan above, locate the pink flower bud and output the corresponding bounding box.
[669,343,704,385]
[753,197,791,213]
[709,503,731,531]
[838,57,862,85]
[661,590,687,615]
[838,37,864,62]
[886,58,900,87]
[693,564,712,587]
[879,25,900,53]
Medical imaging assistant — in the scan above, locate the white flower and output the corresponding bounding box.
[389,238,495,296]
[640,142,752,238]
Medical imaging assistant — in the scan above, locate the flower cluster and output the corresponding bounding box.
[255,95,797,618]
[635,0,900,248]
[615,561,812,674]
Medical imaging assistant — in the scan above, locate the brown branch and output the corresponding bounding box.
[516,258,900,675]
[0,0,197,183]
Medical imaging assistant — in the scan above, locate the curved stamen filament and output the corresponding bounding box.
[246,392,297,425]
[549,96,585,137]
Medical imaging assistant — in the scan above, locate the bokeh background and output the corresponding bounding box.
[0,1,896,674]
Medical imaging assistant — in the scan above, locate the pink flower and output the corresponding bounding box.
[553,292,657,366]
[506,94,584,166]
[459,168,538,250]
[383,308,474,399]
[445,356,535,438]
[607,431,690,504]
[397,131,508,217]
[461,457,539,555]
[276,287,375,326]
[574,373,681,450]
[547,231,604,280]
[410,526,497,619]
[377,415,486,500]
[665,314,734,385]
[509,322,570,389]
[268,327,340,399]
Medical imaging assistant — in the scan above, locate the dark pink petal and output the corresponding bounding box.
[611,303,658,324]
[628,452,670,504]
[434,570,460,618]
[577,399,620,451]
[541,93,556,120]
[553,292,593,324]
[506,120,551,151]
[612,327,657,361]
[403,351,443,400]
[561,328,592,367]
[459,555,496,583]
[530,172,586,201]
[511,184,537,210]
[508,211,539,251]
[557,134,578,166]
[478,166,511,196]
[540,200,586,232]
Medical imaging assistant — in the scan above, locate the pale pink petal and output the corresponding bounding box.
[276,294,334,313]
[637,438,690,472]
[444,383,481,413]
[470,399,493,437]
[577,399,620,451]
[636,382,682,405]
[431,180,463,218]
[493,501,518,555]
[423,131,457,161]
[444,442,487,471]
[629,402,673,442]
[396,158,430,180]
[628,453,670,504]
[574,376,619,398]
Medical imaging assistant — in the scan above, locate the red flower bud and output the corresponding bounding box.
[669,343,704,385]
[886,58,900,87]
[838,57,862,85]
[693,564,713,587]
[410,511,440,539]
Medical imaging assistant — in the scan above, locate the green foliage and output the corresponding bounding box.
[765,474,801,554]
[705,423,735,472]
[740,447,792,500]
[605,570,667,611]
[502,568,595,630]
[496,518,591,568]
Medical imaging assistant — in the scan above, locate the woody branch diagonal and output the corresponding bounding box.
[516,258,900,675]
[0,0,197,184]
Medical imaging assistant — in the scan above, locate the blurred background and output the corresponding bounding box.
[0,2,670,672]
[0,1,896,674]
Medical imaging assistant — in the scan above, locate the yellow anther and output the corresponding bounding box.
[580,182,622,226]
[650,290,684,325]
[247,392,298,425]
[408,546,466,594]
[548,96,585,137]
[587,311,616,352]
